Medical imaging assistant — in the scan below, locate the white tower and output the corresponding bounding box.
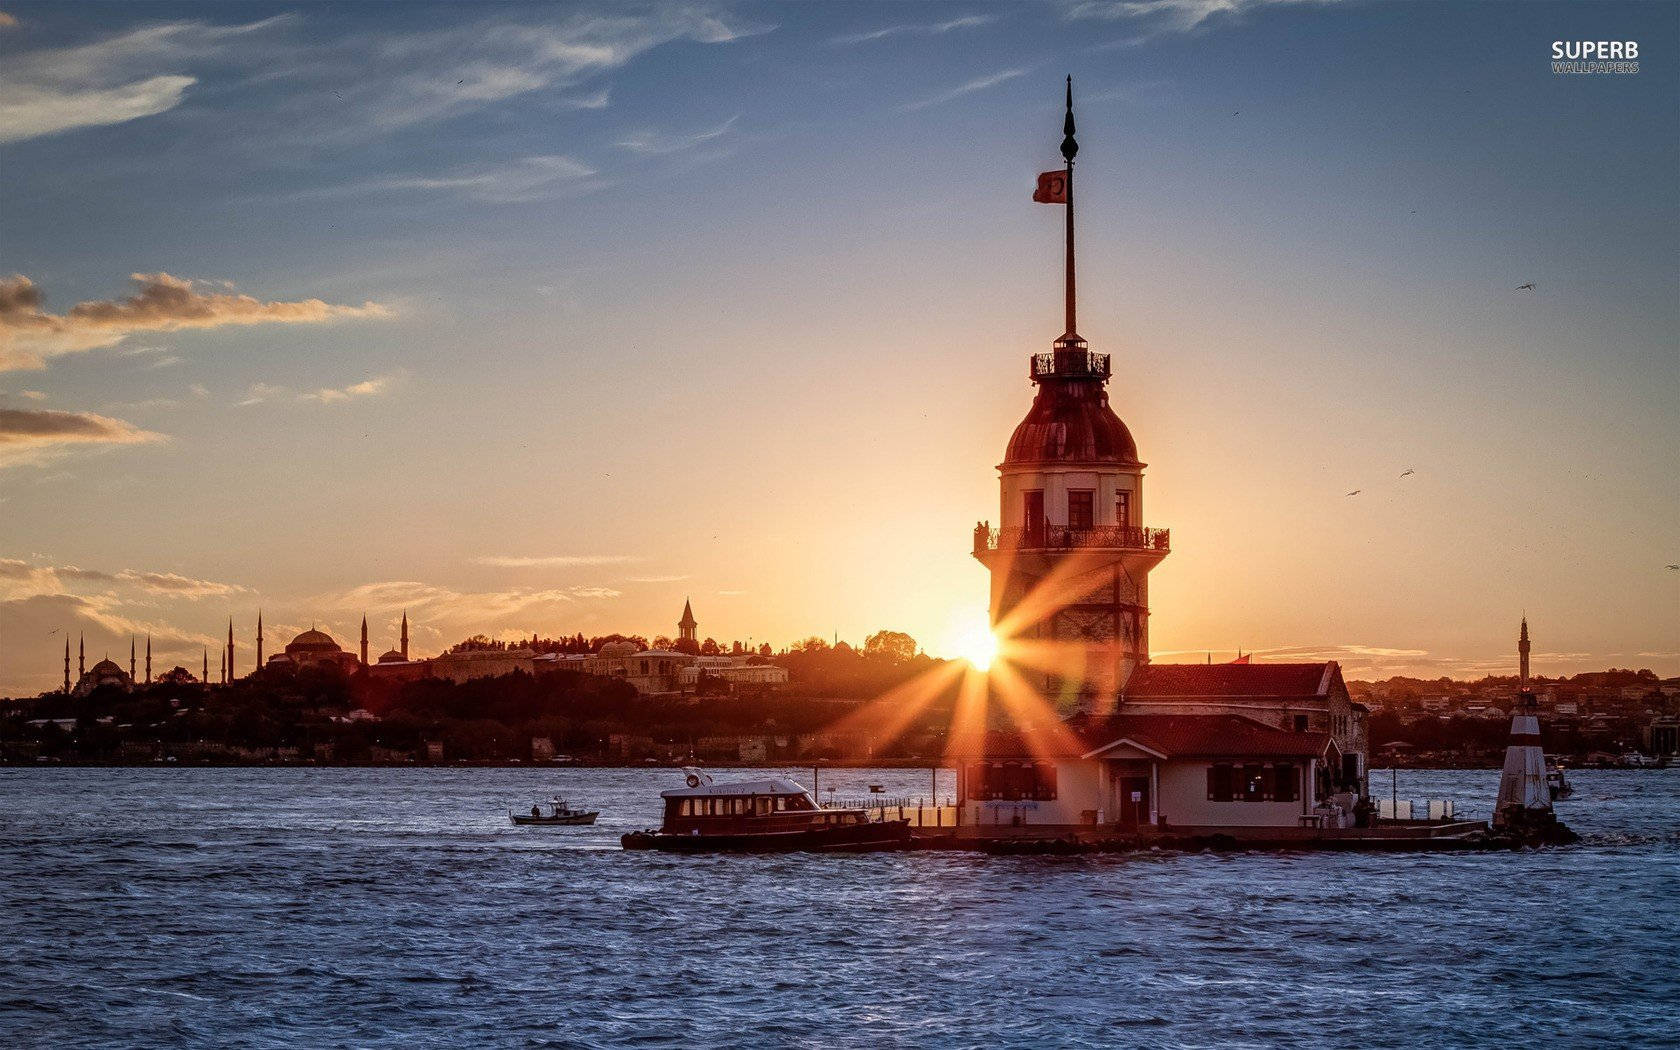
[972,78,1169,711]
[1495,617,1551,827]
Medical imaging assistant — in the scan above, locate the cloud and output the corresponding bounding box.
[234,382,288,407]
[0,15,287,143]
[351,155,599,204]
[18,389,46,400]
[0,12,17,30]
[318,579,623,629]
[474,554,641,568]
[616,114,738,156]
[1063,0,1332,36]
[0,273,390,371]
[300,372,401,404]
[0,407,164,467]
[831,14,995,45]
[628,574,691,583]
[903,68,1028,111]
[0,558,245,599]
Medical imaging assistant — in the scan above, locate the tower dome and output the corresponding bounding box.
[1004,374,1139,465]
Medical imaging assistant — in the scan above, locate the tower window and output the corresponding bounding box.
[1115,491,1131,528]
[1024,490,1045,538]
[1068,490,1094,530]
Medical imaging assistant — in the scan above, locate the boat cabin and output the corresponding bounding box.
[658,778,869,836]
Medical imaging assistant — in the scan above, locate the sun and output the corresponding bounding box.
[943,608,1000,672]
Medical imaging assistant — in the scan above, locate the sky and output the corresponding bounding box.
[1,0,1676,697]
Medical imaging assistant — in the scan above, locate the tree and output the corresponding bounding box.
[864,630,918,663]
[793,636,830,653]
[652,635,676,651]
[157,666,198,685]
[700,637,721,656]
[758,643,772,657]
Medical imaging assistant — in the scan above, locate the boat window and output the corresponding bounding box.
[774,797,786,811]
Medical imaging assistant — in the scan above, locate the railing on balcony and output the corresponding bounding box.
[1031,350,1111,380]
[973,523,1170,555]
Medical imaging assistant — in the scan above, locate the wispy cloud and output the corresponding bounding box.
[318,579,623,628]
[1064,0,1333,37]
[301,372,402,404]
[0,15,288,143]
[903,68,1028,111]
[0,273,389,371]
[831,14,995,46]
[351,155,600,204]
[474,554,641,568]
[0,557,245,598]
[0,407,164,467]
[628,574,691,583]
[234,382,287,407]
[616,114,738,156]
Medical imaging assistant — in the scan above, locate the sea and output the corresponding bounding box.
[1,766,1675,1049]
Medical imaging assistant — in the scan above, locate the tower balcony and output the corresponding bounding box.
[1031,349,1110,381]
[973,523,1170,557]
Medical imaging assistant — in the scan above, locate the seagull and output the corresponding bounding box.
[1516,282,1536,291]
[1346,490,1361,497]
[1668,564,1680,571]
[1399,469,1414,478]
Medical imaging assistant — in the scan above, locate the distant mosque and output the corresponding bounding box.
[63,633,150,697]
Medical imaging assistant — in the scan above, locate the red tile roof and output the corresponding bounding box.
[952,713,1335,761]
[1122,662,1336,699]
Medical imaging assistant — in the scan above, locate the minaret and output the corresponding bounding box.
[219,648,226,685]
[256,611,264,670]
[1495,617,1553,829]
[400,611,409,660]
[226,618,235,681]
[360,615,369,666]
[63,637,71,693]
[1518,616,1530,690]
[78,633,85,679]
[973,77,1169,711]
[202,648,208,684]
[678,599,698,646]
[130,637,136,682]
[145,635,152,683]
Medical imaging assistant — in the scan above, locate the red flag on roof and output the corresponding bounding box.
[1033,169,1068,204]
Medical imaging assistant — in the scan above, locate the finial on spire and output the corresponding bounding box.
[1061,74,1078,163]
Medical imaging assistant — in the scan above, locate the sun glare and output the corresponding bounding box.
[944,610,1000,672]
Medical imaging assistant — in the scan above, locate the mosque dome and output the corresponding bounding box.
[1004,378,1139,466]
[89,659,125,675]
[378,649,405,664]
[287,629,341,653]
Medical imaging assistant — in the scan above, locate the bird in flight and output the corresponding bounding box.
[1668,564,1680,571]
[1400,469,1414,478]
[1516,282,1536,291]
[1346,490,1361,497]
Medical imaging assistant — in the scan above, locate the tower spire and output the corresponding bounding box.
[256,611,263,670]
[1518,615,1531,692]
[79,633,84,678]
[146,635,152,684]
[1060,74,1079,344]
[227,617,235,682]
[203,647,208,684]
[130,637,136,682]
[400,610,409,660]
[64,637,71,693]
[361,614,369,666]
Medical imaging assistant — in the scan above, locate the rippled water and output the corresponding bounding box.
[2,766,1676,1048]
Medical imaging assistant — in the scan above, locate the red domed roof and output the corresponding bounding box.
[1004,379,1139,466]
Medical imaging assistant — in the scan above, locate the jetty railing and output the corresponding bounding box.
[822,797,959,829]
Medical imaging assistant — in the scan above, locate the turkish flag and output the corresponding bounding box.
[1032,169,1068,204]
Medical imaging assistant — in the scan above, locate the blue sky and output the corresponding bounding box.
[1,0,1676,696]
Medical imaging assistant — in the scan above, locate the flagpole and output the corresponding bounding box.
[1061,75,1078,343]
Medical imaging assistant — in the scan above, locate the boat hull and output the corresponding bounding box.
[622,819,912,853]
[510,813,598,826]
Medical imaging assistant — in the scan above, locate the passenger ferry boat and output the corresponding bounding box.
[620,775,912,852]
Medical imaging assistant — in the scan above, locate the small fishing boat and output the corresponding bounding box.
[621,773,910,852]
[510,798,599,826]
[1547,763,1574,801]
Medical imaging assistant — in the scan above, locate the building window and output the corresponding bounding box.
[1242,763,1267,801]
[1274,763,1298,802]
[1068,490,1095,530]
[966,761,1058,801]
[1115,491,1131,528]
[1294,714,1309,733]
[1024,490,1045,539]
[1207,763,1234,801]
